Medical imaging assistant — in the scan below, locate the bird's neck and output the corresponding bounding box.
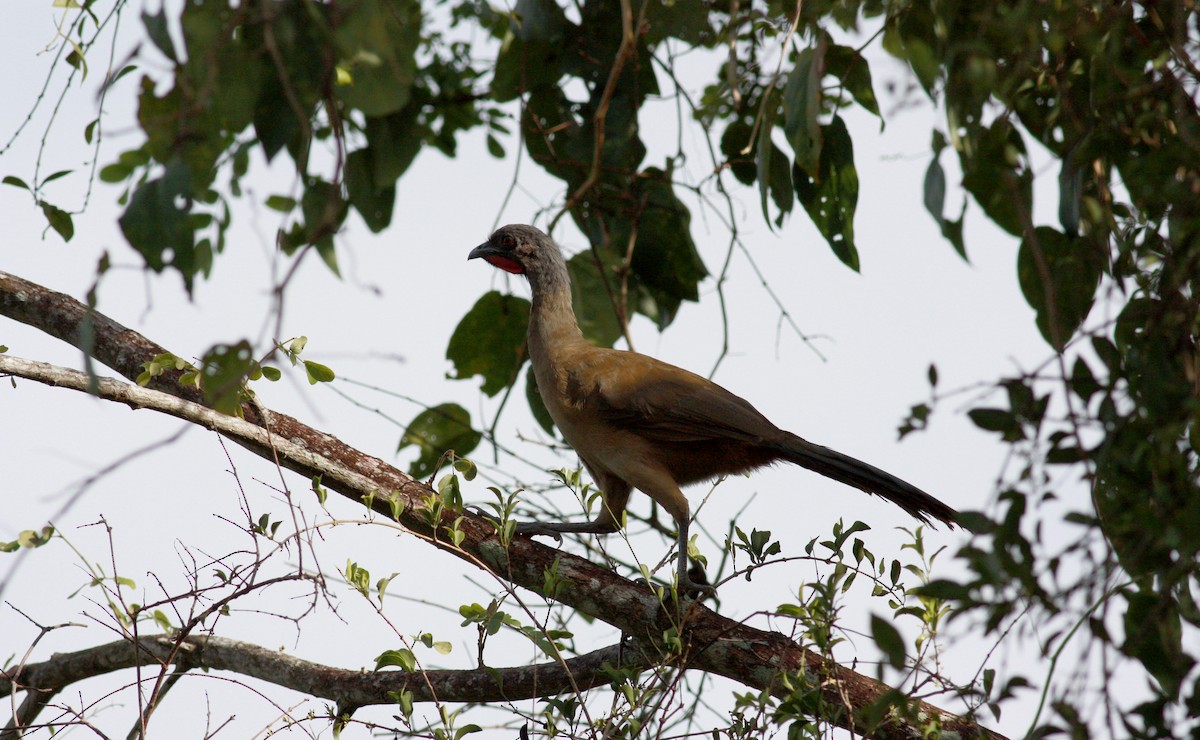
[525,257,585,381]
[528,267,586,360]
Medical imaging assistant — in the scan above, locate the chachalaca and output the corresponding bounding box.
[469,224,958,592]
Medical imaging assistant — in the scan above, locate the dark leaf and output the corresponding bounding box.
[968,407,1024,441]
[782,45,823,176]
[720,120,757,186]
[40,202,74,242]
[334,0,420,116]
[793,116,859,270]
[141,9,178,63]
[446,291,531,397]
[345,148,396,233]
[2,175,30,191]
[201,342,255,415]
[566,251,625,347]
[825,44,880,118]
[922,157,945,226]
[526,366,555,435]
[1017,227,1102,350]
[961,119,1032,237]
[119,160,196,289]
[870,614,906,669]
[398,404,483,479]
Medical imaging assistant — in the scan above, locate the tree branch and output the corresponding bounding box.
[0,270,1004,740]
[0,635,635,710]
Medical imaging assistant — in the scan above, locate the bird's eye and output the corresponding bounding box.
[500,234,515,250]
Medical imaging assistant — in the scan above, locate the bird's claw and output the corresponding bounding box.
[513,522,564,543]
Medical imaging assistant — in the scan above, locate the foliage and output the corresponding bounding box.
[4,0,1200,737]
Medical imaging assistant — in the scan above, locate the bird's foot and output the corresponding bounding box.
[513,522,565,543]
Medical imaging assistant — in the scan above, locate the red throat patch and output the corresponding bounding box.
[485,254,525,274]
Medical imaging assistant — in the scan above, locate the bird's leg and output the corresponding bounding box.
[673,517,715,596]
[515,482,630,542]
[514,518,619,542]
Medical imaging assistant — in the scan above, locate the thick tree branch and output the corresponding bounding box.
[0,270,1004,740]
[0,635,633,709]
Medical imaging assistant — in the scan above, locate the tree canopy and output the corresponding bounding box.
[2,0,1198,738]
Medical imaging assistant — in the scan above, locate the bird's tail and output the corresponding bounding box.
[772,433,958,527]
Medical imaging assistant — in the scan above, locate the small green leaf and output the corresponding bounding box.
[41,202,75,242]
[486,134,504,158]
[374,648,417,672]
[2,175,30,191]
[264,195,296,212]
[968,407,1024,441]
[303,360,336,384]
[42,169,73,185]
[99,164,130,183]
[260,366,281,381]
[84,119,98,144]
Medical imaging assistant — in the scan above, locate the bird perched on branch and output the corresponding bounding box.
[469,224,957,592]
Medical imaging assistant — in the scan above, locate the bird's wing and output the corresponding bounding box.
[564,349,782,444]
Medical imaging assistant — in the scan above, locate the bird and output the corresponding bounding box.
[469,224,957,593]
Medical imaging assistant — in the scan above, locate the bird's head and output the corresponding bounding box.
[468,224,560,277]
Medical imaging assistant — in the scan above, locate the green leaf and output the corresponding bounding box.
[566,251,625,347]
[264,195,296,212]
[793,116,859,270]
[345,147,396,233]
[1058,152,1083,235]
[303,360,336,384]
[40,202,74,242]
[398,404,483,479]
[526,366,555,435]
[912,578,970,600]
[2,175,30,191]
[446,291,530,397]
[1016,227,1102,350]
[961,118,1032,237]
[141,9,179,63]
[968,407,1024,442]
[756,113,779,226]
[119,160,196,290]
[99,164,130,183]
[374,648,417,672]
[365,105,424,185]
[627,168,709,305]
[719,120,757,186]
[922,157,945,227]
[201,341,254,415]
[334,0,420,116]
[42,169,73,185]
[825,44,880,118]
[486,134,504,158]
[870,614,906,669]
[783,46,823,176]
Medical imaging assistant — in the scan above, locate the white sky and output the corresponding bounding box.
[0,3,1107,738]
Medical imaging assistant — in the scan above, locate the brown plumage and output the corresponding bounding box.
[469,224,957,592]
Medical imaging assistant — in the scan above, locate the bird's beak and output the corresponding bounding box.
[468,241,526,275]
[467,242,497,261]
